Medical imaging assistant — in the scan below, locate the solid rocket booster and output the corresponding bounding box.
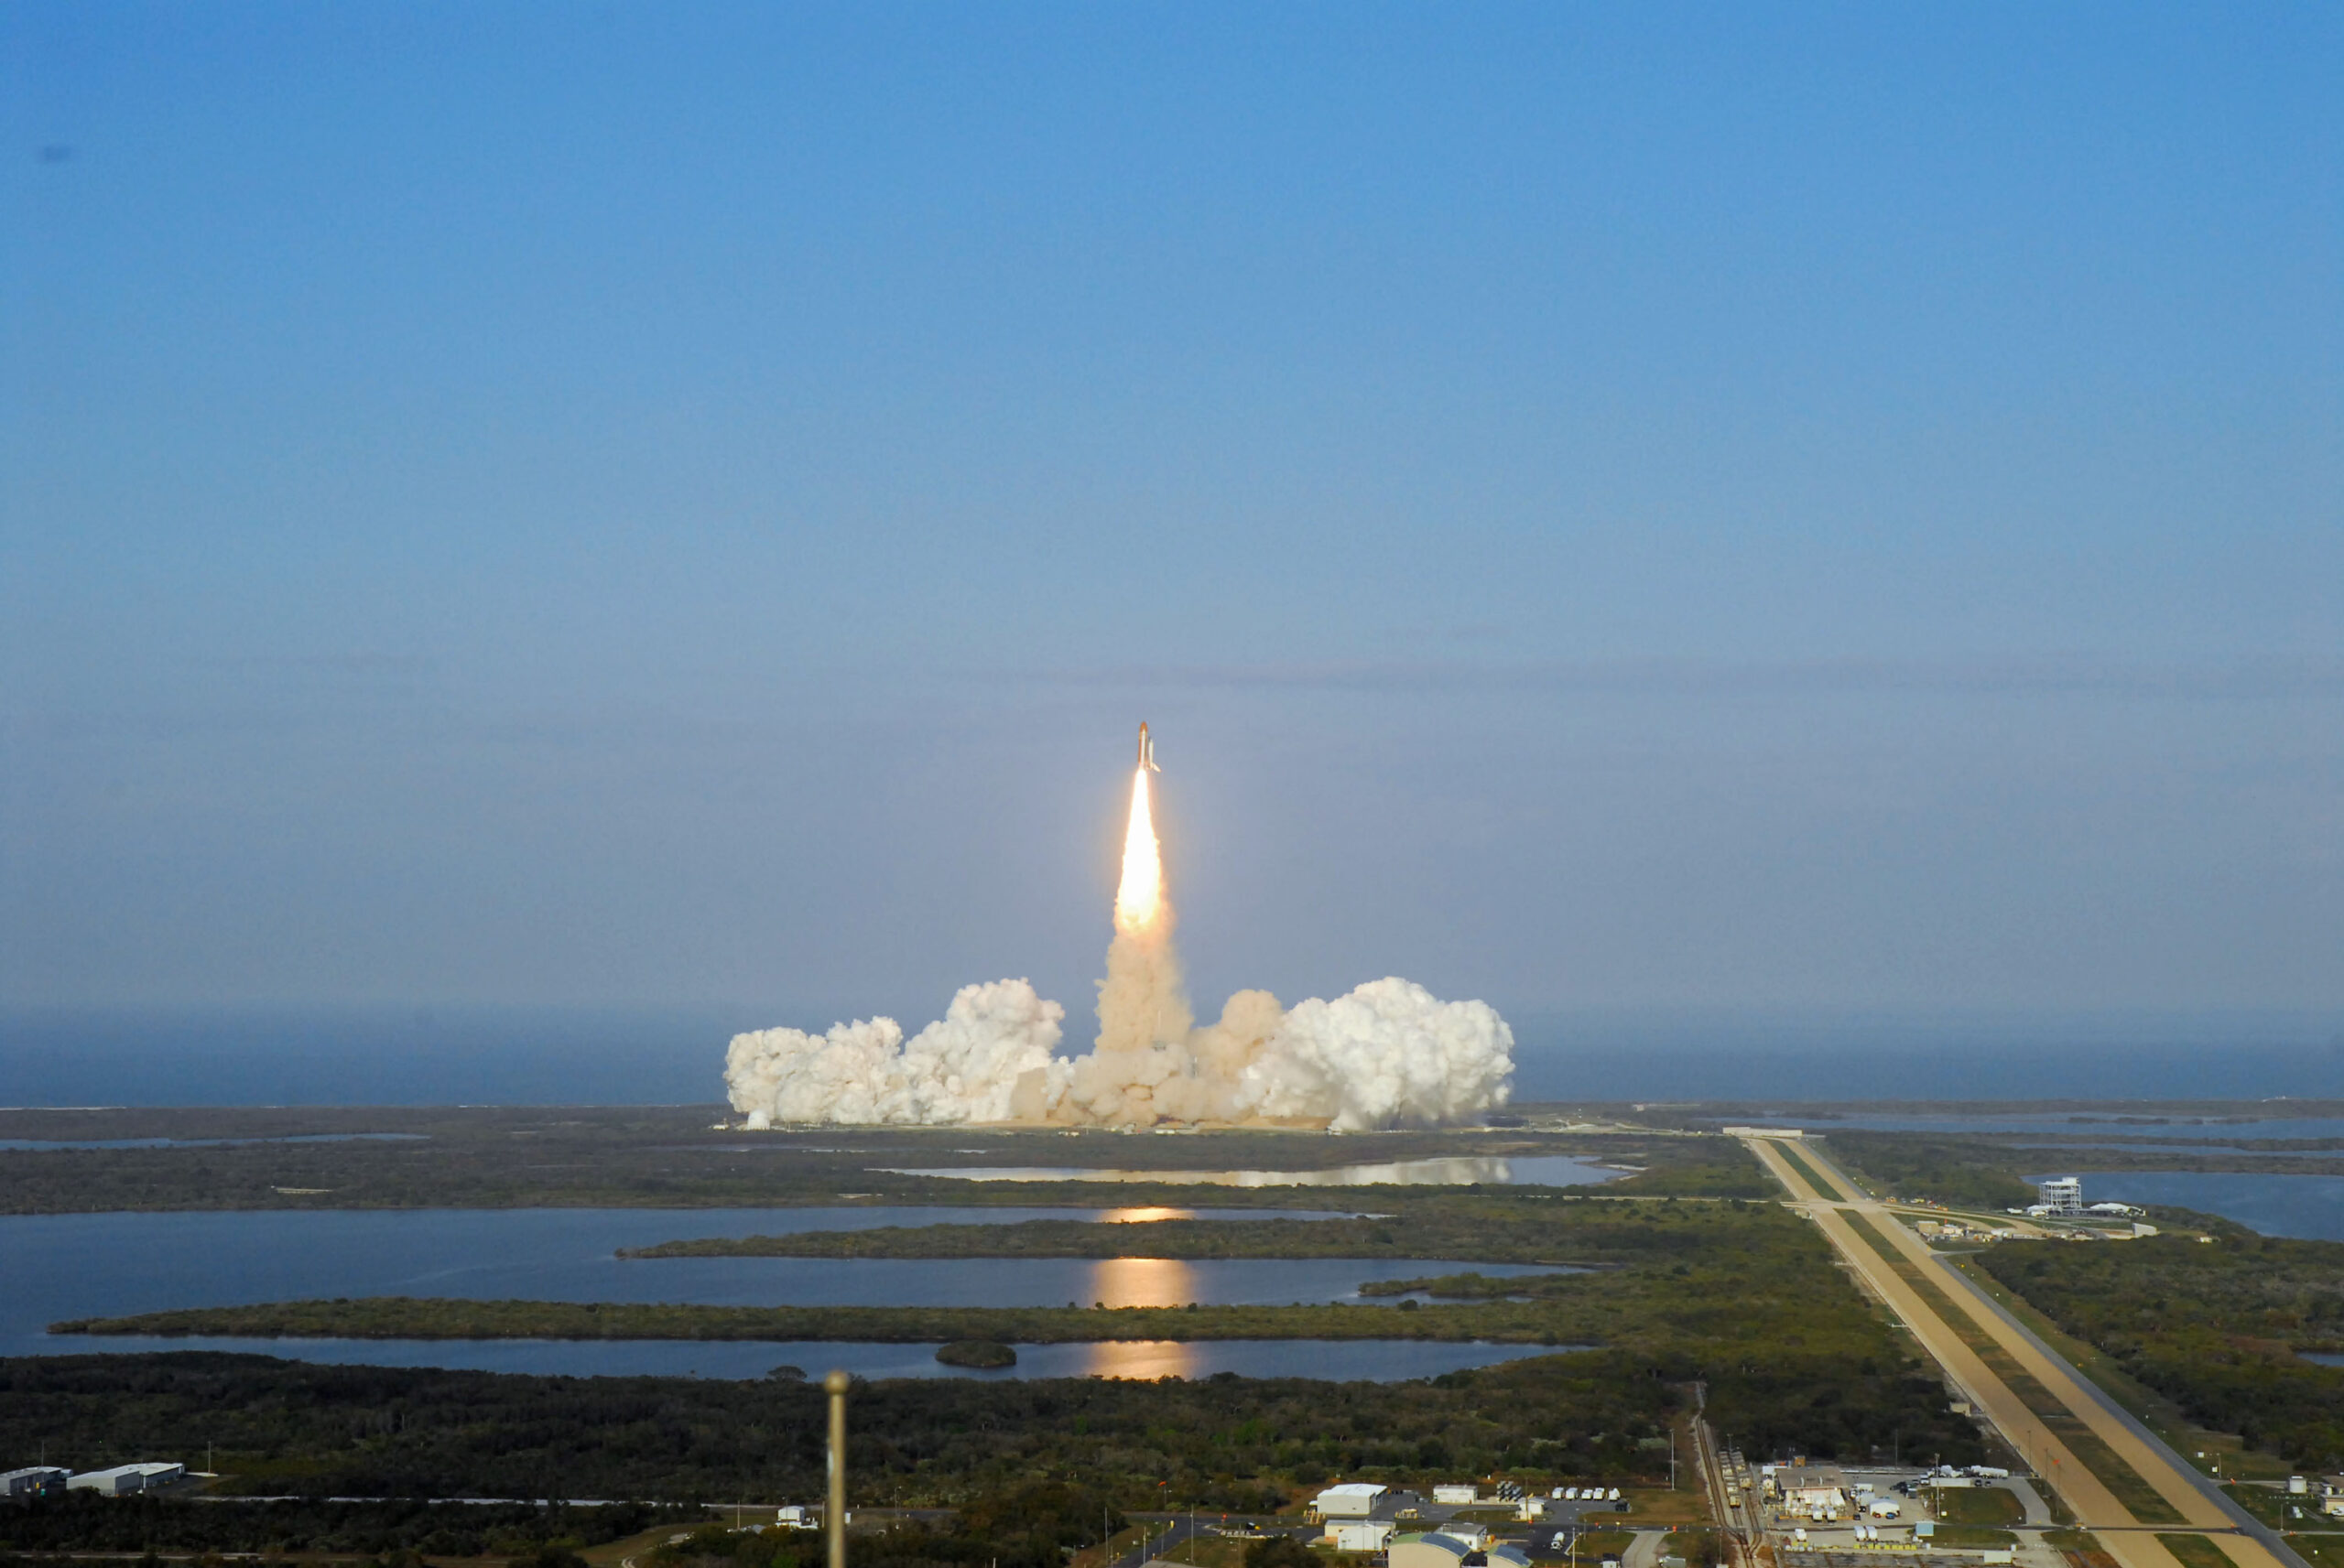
[1137,721,1160,772]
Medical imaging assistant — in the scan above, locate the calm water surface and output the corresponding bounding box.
[883,1155,1622,1186]
[5,1206,1558,1379]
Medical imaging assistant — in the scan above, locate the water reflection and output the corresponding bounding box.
[880,1155,1620,1187]
[1085,1257,1200,1307]
[1100,1206,1198,1223]
[1073,1340,1203,1379]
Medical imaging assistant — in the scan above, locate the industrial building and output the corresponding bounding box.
[1390,1532,1529,1568]
[2035,1177,2083,1216]
[1772,1464,1850,1514]
[1311,1483,1390,1520]
[66,1463,183,1496]
[3,1467,70,1499]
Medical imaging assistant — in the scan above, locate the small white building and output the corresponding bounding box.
[1774,1465,1848,1513]
[1314,1484,1390,1520]
[2037,1177,2083,1216]
[3,1466,70,1498]
[1333,1523,1394,1552]
[1433,1485,1480,1505]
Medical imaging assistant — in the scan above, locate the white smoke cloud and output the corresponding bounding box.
[724,975,1513,1130]
[726,979,1065,1128]
[1233,979,1515,1132]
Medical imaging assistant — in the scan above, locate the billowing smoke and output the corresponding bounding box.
[725,974,1512,1131]
[722,756,1514,1130]
[727,979,1065,1130]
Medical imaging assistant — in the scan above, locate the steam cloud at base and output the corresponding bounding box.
[724,756,1514,1130]
[725,973,1513,1132]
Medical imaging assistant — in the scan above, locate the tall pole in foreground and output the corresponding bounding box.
[825,1369,850,1568]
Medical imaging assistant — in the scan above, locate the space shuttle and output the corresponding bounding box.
[1137,721,1160,772]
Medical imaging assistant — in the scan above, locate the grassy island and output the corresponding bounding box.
[619,1190,1754,1264]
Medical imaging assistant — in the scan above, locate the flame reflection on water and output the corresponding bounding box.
[1100,1207,1197,1223]
[1072,1340,1204,1379]
[1085,1256,1199,1307]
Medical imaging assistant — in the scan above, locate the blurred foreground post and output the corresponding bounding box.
[825,1369,851,1568]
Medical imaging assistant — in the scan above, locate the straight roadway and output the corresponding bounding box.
[1737,1133,2300,1568]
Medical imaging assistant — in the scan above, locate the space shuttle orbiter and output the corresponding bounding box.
[1137,721,1160,772]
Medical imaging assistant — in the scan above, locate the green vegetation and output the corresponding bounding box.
[1976,1232,2344,1471]
[2153,1534,2238,1568]
[1926,1488,2024,1527]
[57,1295,1590,1343]
[0,1105,1753,1215]
[1768,1143,1839,1202]
[1241,1537,1318,1568]
[834,1482,1125,1568]
[1920,1526,2019,1549]
[1821,1134,2037,1211]
[624,1192,1761,1266]
[0,1492,693,1557]
[935,1339,1016,1368]
[2284,1535,2344,1568]
[644,1522,810,1568]
[1840,1213,2184,1524]
[0,1349,1666,1507]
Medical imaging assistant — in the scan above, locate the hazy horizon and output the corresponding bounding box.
[5,1000,2339,1107]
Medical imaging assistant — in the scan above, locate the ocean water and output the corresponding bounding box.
[5,1007,2339,1107]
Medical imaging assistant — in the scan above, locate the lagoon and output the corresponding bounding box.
[2,1206,1553,1375]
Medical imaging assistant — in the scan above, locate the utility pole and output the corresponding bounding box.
[825,1370,851,1568]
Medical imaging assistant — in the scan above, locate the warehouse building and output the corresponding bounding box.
[1390,1532,1530,1568]
[67,1463,183,1497]
[3,1467,71,1499]
[1312,1483,1390,1520]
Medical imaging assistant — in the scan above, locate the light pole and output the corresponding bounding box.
[825,1369,851,1568]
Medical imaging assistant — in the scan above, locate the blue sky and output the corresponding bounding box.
[3,3,2339,1031]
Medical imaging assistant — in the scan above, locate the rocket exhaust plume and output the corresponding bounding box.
[725,723,1514,1130]
[1113,764,1165,935]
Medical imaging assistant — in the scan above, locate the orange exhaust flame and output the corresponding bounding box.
[1113,766,1163,934]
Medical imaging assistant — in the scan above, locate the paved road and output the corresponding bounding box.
[1739,1134,2300,1568]
[2002,1477,2054,1528]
